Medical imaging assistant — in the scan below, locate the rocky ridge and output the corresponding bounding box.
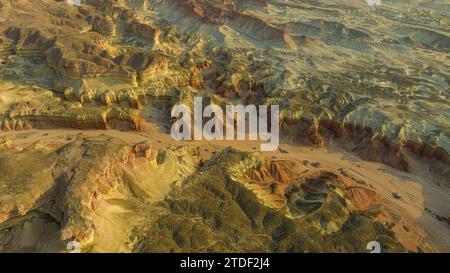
[0,137,432,252]
[0,0,448,176]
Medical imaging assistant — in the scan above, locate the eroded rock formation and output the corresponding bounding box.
[0,0,448,253]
